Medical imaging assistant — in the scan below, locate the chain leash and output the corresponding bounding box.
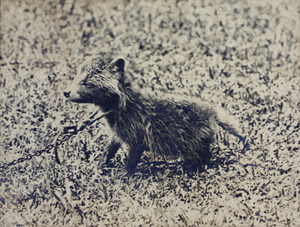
[0,143,56,171]
[0,110,112,171]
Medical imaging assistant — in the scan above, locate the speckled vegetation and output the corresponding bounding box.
[0,0,299,226]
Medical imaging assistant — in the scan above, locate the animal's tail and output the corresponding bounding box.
[215,110,245,142]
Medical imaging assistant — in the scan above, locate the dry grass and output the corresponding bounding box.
[0,0,299,226]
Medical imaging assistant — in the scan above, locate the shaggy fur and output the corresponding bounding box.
[64,54,240,173]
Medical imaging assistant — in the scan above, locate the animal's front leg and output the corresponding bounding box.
[102,140,121,164]
[125,146,145,174]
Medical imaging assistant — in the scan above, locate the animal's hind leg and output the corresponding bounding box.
[102,140,120,164]
[184,143,212,171]
[199,144,212,165]
[125,147,145,174]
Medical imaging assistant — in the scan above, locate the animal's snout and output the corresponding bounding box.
[63,91,70,98]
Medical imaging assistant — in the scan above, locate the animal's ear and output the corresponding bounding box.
[109,58,125,73]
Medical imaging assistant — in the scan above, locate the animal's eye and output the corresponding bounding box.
[94,68,102,74]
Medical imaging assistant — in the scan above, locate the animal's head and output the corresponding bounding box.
[63,56,126,111]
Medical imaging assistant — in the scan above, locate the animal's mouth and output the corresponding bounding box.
[63,91,84,103]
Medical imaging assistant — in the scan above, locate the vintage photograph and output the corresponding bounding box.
[0,0,299,226]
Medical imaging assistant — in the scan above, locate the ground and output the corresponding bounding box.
[0,0,299,226]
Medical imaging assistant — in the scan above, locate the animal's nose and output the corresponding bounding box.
[63,91,70,98]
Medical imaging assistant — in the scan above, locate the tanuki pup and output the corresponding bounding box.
[64,55,240,174]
